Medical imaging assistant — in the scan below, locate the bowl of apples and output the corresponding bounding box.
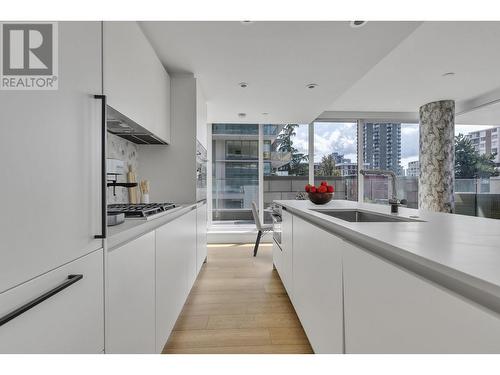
[305,181,334,205]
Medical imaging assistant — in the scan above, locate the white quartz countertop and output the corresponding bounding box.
[106,203,198,250]
[275,199,500,313]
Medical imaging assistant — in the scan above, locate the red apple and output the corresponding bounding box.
[310,186,317,193]
[318,185,327,193]
[321,181,327,186]
[327,185,334,193]
[305,184,310,192]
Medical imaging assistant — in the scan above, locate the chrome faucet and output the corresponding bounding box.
[359,169,407,213]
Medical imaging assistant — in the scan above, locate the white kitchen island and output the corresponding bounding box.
[273,199,500,354]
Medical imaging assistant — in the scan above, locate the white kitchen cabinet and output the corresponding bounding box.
[107,232,156,354]
[343,243,500,353]
[272,240,283,275]
[103,21,171,143]
[292,216,344,353]
[0,22,103,294]
[186,209,198,291]
[278,208,294,297]
[0,249,104,353]
[196,201,208,273]
[155,208,198,353]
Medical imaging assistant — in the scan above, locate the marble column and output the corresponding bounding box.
[419,100,455,213]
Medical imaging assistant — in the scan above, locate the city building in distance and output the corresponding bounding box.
[465,126,500,168]
[363,123,402,175]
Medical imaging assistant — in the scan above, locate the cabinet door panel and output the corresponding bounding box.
[0,21,102,293]
[103,21,170,142]
[292,216,343,353]
[279,209,293,297]
[343,244,500,353]
[186,209,198,291]
[0,249,104,353]
[196,202,208,273]
[156,212,190,352]
[107,232,156,353]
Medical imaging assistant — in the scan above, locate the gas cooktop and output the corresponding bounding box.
[108,203,176,219]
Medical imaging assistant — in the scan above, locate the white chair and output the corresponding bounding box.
[251,201,273,257]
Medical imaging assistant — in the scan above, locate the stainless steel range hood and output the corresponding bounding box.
[106,106,168,145]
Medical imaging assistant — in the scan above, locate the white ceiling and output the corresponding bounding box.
[328,22,500,116]
[140,21,420,124]
[457,101,500,126]
[140,21,500,125]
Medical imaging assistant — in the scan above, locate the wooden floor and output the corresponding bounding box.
[162,243,313,354]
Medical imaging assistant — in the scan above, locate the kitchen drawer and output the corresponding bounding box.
[0,249,104,353]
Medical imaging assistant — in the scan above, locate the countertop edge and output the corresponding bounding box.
[279,202,500,317]
[106,203,198,251]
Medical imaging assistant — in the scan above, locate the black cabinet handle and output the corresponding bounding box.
[0,274,84,327]
[94,94,107,239]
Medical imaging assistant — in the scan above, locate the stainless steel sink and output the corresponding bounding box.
[311,209,423,223]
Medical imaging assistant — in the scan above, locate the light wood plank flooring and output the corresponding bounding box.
[162,243,313,354]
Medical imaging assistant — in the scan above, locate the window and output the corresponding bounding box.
[455,125,500,219]
[362,122,419,208]
[313,121,358,201]
[263,124,309,223]
[212,124,259,224]
[209,121,500,230]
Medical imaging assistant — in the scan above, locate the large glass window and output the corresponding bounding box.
[362,122,419,208]
[313,121,358,201]
[263,124,309,223]
[455,124,500,219]
[212,124,259,224]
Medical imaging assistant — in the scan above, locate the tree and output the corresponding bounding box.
[276,124,308,175]
[318,153,341,177]
[455,133,498,178]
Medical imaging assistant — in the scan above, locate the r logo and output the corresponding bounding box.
[2,23,53,75]
[1,22,58,89]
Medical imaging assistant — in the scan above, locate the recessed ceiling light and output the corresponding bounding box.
[306,83,318,89]
[350,21,367,28]
[442,72,455,77]
[262,112,269,116]
[241,21,253,24]
[238,113,247,118]
[238,82,248,88]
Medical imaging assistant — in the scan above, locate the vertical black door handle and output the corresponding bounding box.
[94,94,107,239]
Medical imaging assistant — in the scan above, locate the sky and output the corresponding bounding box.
[289,123,497,170]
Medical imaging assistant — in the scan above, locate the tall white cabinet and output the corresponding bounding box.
[0,21,103,294]
[0,22,104,353]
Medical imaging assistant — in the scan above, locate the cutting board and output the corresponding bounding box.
[127,167,138,204]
